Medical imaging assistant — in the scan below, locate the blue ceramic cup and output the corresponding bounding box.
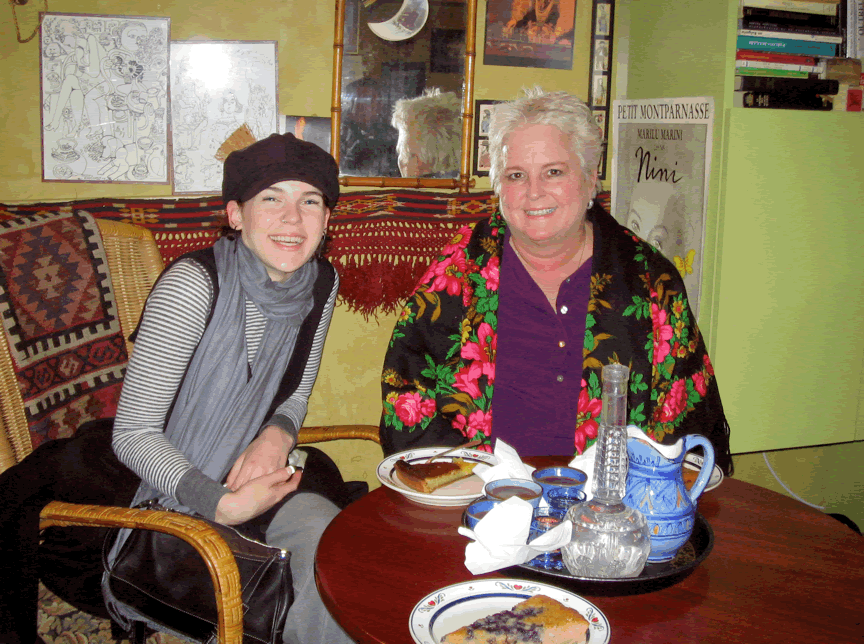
[547,486,587,513]
[464,497,500,529]
[483,478,543,508]
[531,466,588,503]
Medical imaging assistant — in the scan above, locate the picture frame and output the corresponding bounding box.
[39,13,171,184]
[473,99,500,176]
[170,40,278,195]
[483,0,578,70]
[588,0,616,180]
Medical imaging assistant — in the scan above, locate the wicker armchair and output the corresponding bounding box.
[0,217,380,643]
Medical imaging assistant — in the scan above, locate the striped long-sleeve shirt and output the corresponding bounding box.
[113,257,338,519]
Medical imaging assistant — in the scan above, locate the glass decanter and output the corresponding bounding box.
[561,364,651,578]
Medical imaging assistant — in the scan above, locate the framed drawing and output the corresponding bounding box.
[170,40,278,195]
[473,99,500,177]
[39,13,170,183]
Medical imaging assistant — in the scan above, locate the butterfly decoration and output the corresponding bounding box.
[674,249,696,277]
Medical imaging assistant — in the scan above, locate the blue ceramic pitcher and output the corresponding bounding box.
[622,428,715,563]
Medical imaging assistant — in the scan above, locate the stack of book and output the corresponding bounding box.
[736,0,844,109]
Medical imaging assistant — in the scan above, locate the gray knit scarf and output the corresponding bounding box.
[131,235,317,510]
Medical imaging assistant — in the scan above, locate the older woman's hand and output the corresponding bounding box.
[226,425,295,491]
[215,466,302,525]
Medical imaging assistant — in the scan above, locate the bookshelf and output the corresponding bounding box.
[621,0,864,452]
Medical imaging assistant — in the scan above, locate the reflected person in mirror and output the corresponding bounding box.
[379,88,732,475]
[391,88,461,179]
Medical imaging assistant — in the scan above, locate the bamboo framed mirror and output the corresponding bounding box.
[331,0,478,192]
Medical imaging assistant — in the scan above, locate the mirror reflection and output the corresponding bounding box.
[338,0,469,180]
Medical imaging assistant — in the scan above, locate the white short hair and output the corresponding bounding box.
[488,87,603,195]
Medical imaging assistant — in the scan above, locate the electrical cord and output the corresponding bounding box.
[762,451,826,511]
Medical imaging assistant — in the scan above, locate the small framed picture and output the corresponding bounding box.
[473,99,500,176]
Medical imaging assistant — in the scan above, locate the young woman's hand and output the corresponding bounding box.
[226,425,295,491]
[215,466,302,525]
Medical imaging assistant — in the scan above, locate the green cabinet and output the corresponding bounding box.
[620,0,864,452]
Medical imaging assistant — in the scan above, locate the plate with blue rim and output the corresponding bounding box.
[409,578,610,644]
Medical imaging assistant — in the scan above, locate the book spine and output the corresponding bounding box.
[735,66,811,77]
[735,76,840,92]
[733,90,834,109]
[848,0,862,58]
[741,16,842,34]
[742,7,840,27]
[742,0,840,16]
[736,48,818,64]
[737,34,838,55]
[738,27,843,41]
[736,59,822,72]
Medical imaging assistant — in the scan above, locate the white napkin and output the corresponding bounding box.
[458,496,573,574]
[474,439,536,484]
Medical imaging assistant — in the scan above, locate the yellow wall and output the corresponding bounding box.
[1,0,600,201]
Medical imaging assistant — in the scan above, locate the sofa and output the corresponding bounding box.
[0,188,611,643]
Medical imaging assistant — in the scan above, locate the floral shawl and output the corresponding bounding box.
[379,204,732,474]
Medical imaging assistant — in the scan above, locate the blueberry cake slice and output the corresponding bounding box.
[440,594,589,644]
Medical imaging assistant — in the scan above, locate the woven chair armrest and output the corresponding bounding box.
[297,425,381,445]
[39,500,243,644]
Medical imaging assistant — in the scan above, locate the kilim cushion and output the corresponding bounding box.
[0,212,127,449]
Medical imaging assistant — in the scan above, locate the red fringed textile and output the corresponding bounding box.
[327,190,499,316]
[1,189,611,317]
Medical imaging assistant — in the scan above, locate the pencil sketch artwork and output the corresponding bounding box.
[40,14,170,183]
[170,41,278,194]
[611,97,715,317]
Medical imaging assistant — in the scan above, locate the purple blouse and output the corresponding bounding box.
[492,235,592,456]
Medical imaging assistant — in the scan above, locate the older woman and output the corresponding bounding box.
[379,89,732,473]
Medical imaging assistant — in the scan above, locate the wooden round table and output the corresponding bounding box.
[316,464,863,644]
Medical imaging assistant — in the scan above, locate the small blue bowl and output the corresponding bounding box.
[531,466,588,503]
[483,478,543,508]
[547,486,587,513]
[465,497,500,529]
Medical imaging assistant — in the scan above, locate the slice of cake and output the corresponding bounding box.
[393,457,476,494]
[440,594,589,644]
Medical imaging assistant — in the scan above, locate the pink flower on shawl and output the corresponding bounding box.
[703,353,715,376]
[441,226,472,256]
[651,303,674,365]
[427,254,467,296]
[461,322,496,382]
[659,379,688,423]
[453,408,493,440]
[453,361,484,399]
[574,379,602,454]
[479,255,500,291]
[394,392,436,427]
[692,371,707,397]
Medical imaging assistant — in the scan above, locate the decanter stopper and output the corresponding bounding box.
[592,363,630,503]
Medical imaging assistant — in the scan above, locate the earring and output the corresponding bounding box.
[587,199,594,210]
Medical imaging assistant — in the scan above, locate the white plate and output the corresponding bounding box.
[376,447,498,507]
[409,578,611,644]
[683,453,724,492]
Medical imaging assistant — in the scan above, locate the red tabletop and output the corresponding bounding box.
[316,464,864,644]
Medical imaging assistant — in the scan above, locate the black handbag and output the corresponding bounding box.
[104,502,293,644]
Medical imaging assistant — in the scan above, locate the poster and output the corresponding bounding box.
[40,14,170,183]
[484,0,578,70]
[611,97,714,316]
[170,41,278,195]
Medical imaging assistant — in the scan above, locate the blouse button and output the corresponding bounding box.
[560,305,569,314]
[556,375,564,382]
[558,340,566,348]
